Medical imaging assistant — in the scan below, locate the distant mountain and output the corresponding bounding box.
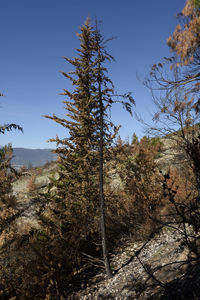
[11,148,57,168]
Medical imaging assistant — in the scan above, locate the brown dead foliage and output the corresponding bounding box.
[0,137,199,299]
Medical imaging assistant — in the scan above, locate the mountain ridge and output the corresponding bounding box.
[11,147,57,167]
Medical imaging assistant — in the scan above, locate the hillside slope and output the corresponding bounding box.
[9,161,200,299]
[1,144,199,299]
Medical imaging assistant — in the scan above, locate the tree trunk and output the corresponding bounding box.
[98,75,112,278]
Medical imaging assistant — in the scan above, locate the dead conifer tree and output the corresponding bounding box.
[45,18,134,278]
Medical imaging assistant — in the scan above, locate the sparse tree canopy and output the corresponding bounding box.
[143,63,200,197]
[165,0,200,97]
[168,0,200,67]
[142,1,200,198]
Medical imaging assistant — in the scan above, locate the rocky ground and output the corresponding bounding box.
[69,225,200,300]
[9,162,57,235]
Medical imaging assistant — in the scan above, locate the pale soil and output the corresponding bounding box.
[1,162,58,239]
[12,162,57,197]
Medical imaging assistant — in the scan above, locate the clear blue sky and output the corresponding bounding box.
[0,0,184,149]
